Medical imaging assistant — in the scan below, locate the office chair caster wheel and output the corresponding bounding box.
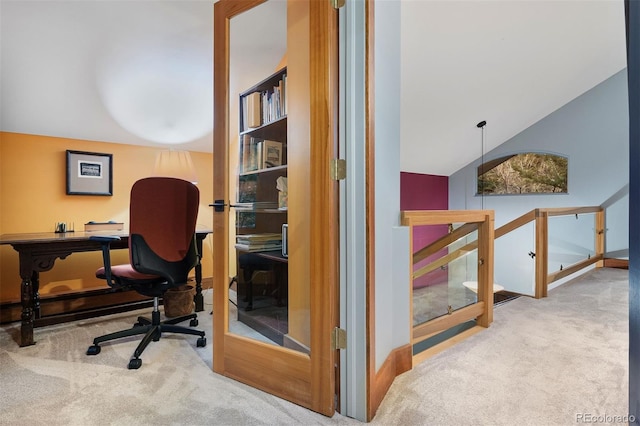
[128,358,142,369]
[190,318,198,327]
[86,345,101,356]
[197,337,206,347]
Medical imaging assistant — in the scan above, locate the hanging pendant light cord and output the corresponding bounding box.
[476,121,487,210]
[482,125,485,210]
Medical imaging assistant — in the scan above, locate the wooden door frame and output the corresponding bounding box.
[213,0,339,416]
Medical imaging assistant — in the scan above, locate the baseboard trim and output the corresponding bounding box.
[368,344,412,421]
[603,258,629,269]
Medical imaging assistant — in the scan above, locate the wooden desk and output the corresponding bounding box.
[237,249,288,310]
[0,228,211,347]
[235,249,289,344]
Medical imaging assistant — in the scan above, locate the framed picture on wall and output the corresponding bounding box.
[66,150,113,196]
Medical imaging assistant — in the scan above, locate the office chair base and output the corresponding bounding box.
[128,358,142,370]
[86,313,206,369]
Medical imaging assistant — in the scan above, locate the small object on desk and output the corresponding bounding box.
[54,222,74,233]
[84,221,124,231]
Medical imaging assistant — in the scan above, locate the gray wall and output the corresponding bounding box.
[450,69,629,293]
[374,0,410,370]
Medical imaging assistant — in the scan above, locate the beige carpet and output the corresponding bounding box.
[377,267,630,425]
[0,296,356,425]
[0,267,629,425]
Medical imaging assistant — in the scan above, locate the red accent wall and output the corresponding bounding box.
[400,172,448,289]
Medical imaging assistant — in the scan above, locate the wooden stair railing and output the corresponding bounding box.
[401,210,495,357]
[403,206,604,363]
[411,206,604,299]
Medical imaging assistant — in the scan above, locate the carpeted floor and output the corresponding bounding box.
[379,267,630,425]
[0,300,353,425]
[0,267,630,425]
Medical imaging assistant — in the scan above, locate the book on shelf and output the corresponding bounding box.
[239,138,284,173]
[245,92,261,129]
[239,136,259,173]
[261,140,282,168]
[256,73,287,125]
[241,135,251,173]
[255,141,263,171]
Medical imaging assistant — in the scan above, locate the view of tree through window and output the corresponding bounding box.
[477,153,568,195]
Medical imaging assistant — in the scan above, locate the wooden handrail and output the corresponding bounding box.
[401,210,492,226]
[495,210,536,239]
[413,245,476,279]
[412,302,485,345]
[537,206,602,217]
[410,205,604,299]
[547,254,603,284]
[413,222,478,264]
[494,206,603,239]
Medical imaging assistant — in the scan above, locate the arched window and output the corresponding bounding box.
[477,152,568,195]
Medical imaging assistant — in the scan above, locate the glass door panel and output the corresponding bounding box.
[213,0,338,416]
[227,4,298,350]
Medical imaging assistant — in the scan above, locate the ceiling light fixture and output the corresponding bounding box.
[97,37,213,145]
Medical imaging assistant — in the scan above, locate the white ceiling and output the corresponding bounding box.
[401,0,627,175]
[0,0,215,153]
[0,0,628,176]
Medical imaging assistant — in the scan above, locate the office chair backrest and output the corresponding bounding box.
[128,177,200,285]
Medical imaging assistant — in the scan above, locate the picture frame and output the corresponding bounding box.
[66,150,113,196]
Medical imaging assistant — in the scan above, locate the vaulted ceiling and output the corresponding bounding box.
[400,0,627,175]
[0,0,627,176]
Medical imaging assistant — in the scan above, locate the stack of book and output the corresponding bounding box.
[235,233,283,252]
[234,201,279,210]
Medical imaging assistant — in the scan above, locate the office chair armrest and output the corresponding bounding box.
[90,235,121,287]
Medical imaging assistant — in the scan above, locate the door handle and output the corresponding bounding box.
[210,200,227,212]
[210,200,243,212]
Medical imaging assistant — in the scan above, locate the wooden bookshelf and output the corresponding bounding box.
[235,66,289,339]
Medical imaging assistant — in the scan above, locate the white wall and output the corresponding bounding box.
[450,70,629,293]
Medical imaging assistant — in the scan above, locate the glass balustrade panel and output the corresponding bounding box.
[412,223,479,327]
[494,221,536,296]
[547,213,596,274]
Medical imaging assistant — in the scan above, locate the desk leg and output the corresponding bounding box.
[194,237,204,312]
[19,271,37,347]
[272,264,287,307]
[33,270,41,319]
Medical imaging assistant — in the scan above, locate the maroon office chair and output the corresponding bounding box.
[86,177,206,369]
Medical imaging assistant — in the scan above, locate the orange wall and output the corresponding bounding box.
[0,132,213,302]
